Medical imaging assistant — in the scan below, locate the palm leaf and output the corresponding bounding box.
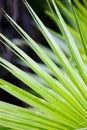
[0,0,87,129]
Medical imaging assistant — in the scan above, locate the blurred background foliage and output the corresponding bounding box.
[0,0,55,107]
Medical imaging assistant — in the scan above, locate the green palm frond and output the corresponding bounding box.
[0,0,87,129]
